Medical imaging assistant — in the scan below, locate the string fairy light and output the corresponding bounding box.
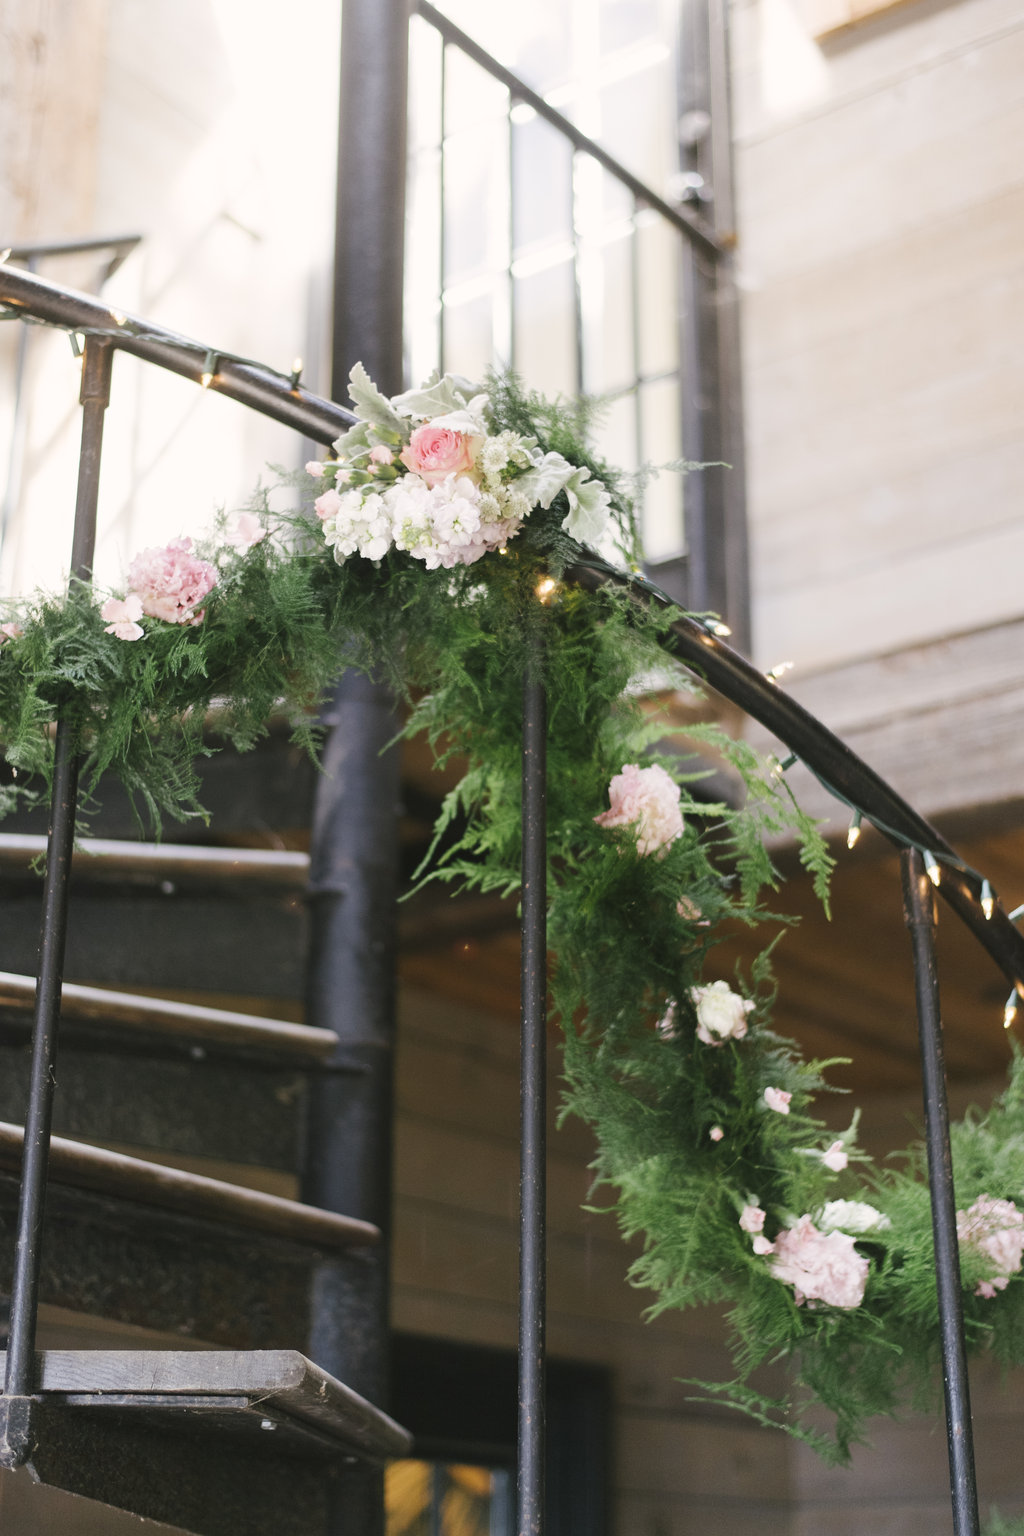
[289,357,303,390]
[766,661,794,684]
[536,576,557,603]
[847,810,862,850]
[200,350,219,389]
[923,850,942,888]
[981,879,995,921]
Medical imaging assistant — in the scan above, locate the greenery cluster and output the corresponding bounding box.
[2,371,1023,1464]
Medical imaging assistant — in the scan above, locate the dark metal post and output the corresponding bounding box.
[303,9,410,1530]
[1,337,113,1460]
[518,635,547,1536]
[900,849,981,1536]
[675,0,750,651]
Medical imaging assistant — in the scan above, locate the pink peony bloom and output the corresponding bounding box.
[400,423,478,486]
[770,1215,869,1309]
[709,1125,724,1142]
[0,622,24,642]
[224,512,266,551]
[101,595,144,642]
[594,762,684,857]
[764,1087,792,1115]
[691,981,754,1047]
[957,1194,1024,1297]
[126,537,217,626]
[821,1140,848,1172]
[740,1205,766,1234]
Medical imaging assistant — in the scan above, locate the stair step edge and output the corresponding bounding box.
[0,1125,378,1252]
[0,972,336,1059]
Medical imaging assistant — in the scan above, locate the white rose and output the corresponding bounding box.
[690,981,754,1046]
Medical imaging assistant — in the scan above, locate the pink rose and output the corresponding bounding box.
[764,1087,792,1115]
[957,1194,1024,1297]
[400,423,478,486]
[770,1215,868,1309]
[594,763,684,857]
[126,537,217,627]
[101,595,144,641]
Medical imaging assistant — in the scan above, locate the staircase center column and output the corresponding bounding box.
[303,4,410,1535]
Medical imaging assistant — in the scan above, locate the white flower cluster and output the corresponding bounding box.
[310,365,615,569]
[317,468,530,572]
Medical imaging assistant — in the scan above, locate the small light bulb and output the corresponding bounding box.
[924,851,941,887]
[110,309,127,327]
[289,357,303,389]
[847,811,862,850]
[536,576,557,602]
[981,879,995,921]
[200,350,218,389]
[498,546,508,555]
[1004,990,1019,1030]
[0,247,11,264]
[766,661,794,684]
[710,620,732,638]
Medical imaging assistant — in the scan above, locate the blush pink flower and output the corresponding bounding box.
[369,444,394,465]
[739,1204,766,1234]
[400,423,478,486]
[764,1087,792,1115]
[593,763,684,857]
[224,512,266,551]
[126,537,217,626]
[305,460,325,478]
[752,1234,775,1255]
[821,1140,848,1173]
[0,622,24,642]
[770,1215,869,1309]
[708,1125,724,1142]
[957,1194,1024,1297]
[100,595,144,641]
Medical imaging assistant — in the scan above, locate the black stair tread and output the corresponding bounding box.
[0,1124,378,1252]
[0,834,309,886]
[0,971,335,1059]
[4,1348,411,1463]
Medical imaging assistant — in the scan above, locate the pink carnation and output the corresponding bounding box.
[400,423,478,486]
[770,1215,869,1309]
[369,444,394,465]
[100,595,144,641]
[594,763,684,857]
[957,1194,1024,1297]
[127,538,217,626]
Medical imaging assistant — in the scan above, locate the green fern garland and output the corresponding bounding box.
[1,367,1022,1463]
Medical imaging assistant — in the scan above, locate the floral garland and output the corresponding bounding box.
[2,365,1024,1465]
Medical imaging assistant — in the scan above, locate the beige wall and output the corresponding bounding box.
[731,0,1024,828]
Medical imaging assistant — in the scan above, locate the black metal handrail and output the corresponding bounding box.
[1,269,1018,1535]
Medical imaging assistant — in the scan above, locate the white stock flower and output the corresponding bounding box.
[817,1200,890,1235]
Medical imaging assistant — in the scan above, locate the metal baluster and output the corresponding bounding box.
[900,848,981,1536]
[518,635,547,1536]
[0,336,113,1458]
